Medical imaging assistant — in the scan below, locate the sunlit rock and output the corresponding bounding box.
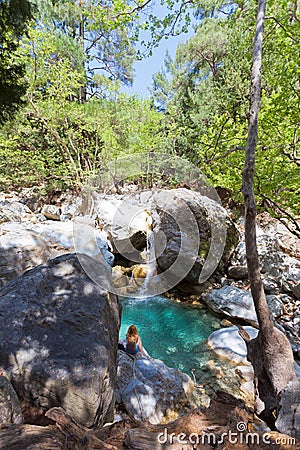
[202,286,258,327]
[116,347,195,424]
[0,254,121,427]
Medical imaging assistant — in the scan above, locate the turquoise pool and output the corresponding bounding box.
[119,295,221,378]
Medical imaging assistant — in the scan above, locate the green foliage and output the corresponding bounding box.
[0,0,299,217]
[0,94,169,191]
[0,0,32,122]
[151,0,300,216]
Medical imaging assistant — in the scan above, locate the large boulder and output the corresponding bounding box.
[0,224,51,287]
[0,201,35,224]
[153,188,238,285]
[94,194,149,256]
[0,254,121,427]
[202,286,258,326]
[207,326,259,365]
[0,221,114,287]
[116,348,195,424]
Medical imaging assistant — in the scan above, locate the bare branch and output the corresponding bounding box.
[113,0,154,19]
[85,32,106,53]
[265,15,297,42]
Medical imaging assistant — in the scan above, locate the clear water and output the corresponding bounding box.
[119,295,221,379]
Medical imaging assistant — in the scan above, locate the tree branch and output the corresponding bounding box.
[27,97,81,183]
[256,181,300,238]
[265,15,297,42]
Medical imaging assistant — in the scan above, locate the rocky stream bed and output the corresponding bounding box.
[0,188,299,448]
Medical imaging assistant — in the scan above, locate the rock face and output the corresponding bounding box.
[0,376,22,424]
[0,254,121,427]
[202,286,258,326]
[116,348,195,424]
[154,188,238,285]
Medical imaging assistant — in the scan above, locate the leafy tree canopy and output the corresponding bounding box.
[151,0,300,219]
[0,0,33,122]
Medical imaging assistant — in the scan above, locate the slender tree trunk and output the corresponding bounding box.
[241,0,296,428]
[242,0,271,333]
[78,0,87,103]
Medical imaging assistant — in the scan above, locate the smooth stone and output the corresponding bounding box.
[228,265,248,279]
[207,326,259,365]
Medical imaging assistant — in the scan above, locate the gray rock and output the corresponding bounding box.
[266,295,284,318]
[202,286,258,326]
[262,278,280,294]
[0,225,50,287]
[0,221,114,287]
[295,362,300,378]
[0,208,18,224]
[0,376,22,424]
[231,220,300,298]
[116,349,195,424]
[60,198,82,220]
[291,283,300,299]
[276,379,300,440]
[207,326,300,412]
[94,194,149,255]
[207,326,259,365]
[41,204,61,221]
[154,188,238,285]
[228,265,248,280]
[0,201,34,224]
[0,254,121,427]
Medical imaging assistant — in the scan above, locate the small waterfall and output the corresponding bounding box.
[138,211,157,297]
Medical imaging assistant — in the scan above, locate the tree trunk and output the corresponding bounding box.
[78,0,87,103]
[241,0,296,429]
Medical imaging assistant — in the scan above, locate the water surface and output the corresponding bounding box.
[119,295,221,378]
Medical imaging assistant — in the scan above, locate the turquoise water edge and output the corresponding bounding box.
[119,295,221,378]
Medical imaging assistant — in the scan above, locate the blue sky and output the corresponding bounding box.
[122,31,191,98]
